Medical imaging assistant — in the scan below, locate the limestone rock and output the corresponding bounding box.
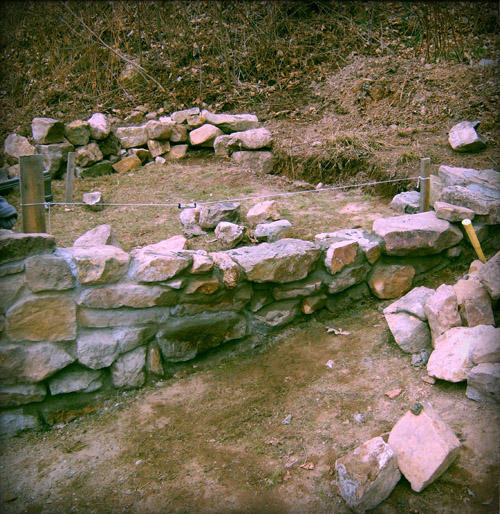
[98,132,121,156]
[373,211,463,256]
[64,120,90,146]
[78,307,166,329]
[272,277,322,300]
[37,139,74,178]
[0,410,40,437]
[254,300,300,328]
[466,363,500,402]
[75,142,103,167]
[111,346,147,389]
[77,329,120,369]
[201,111,259,133]
[324,240,359,274]
[31,117,64,144]
[171,107,200,124]
[167,144,188,160]
[190,253,214,274]
[25,254,74,292]
[387,402,461,492]
[88,113,111,140]
[114,125,148,149]
[469,325,500,364]
[224,127,273,151]
[390,191,420,214]
[189,124,223,147]
[62,245,130,285]
[129,242,191,283]
[438,165,500,191]
[427,327,475,382]
[246,201,281,227]
[3,133,36,164]
[315,228,383,264]
[210,252,240,288]
[82,192,103,210]
[213,135,233,157]
[73,224,122,248]
[254,220,293,242]
[0,261,24,277]
[186,113,206,129]
[113,326,157,354]
[0,342,75,384]
[185,277,220,295]
[301,294,327,314]
[0,383,46,407]
[227,239,321,284]
[199,202,240,229]
[424,284,461,342]
[147,139,170,158]
[0,232,55,265]
[368,264,415,299]
[384,312,431,353]
[215,222,245,249]
[169,124,188,143]
[112,154,142,173]
[0,272,25,314]
[440,184,500,224]
[335,436,401,513]
[453,279,495,327]
[125,111,144,124]
[478,251,500,300]
[6,295,76,342]
[180,207,205,237]
[157,311,246,361]
[147,341,164,376]
[434,201,475,222]
[79,160,114,178]
[145,119,175,140]
[128,148,150,163]
[448,120,487,152]
[327,264,370,295]
[231,150,274,174]
[48,367,103,395]
[383,286,435,321]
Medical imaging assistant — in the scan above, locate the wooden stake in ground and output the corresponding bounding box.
[419,157,430,212]
[65,152,76,204]
[20,155,46,233]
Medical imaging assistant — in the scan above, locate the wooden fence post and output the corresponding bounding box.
[419,157,431,212]
[20,155,46,233]
[65,152,76,204]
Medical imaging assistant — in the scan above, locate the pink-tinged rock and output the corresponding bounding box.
[384,312,431,353]
[63,245,130,285]
[3,133,36,164]
[145,119,175,140]
[190,253,214,274]
[373,211,463,256]
[189,124,223,147]
[114,125,148,148]
[78,284,174,309]
[6,295,76,342]
[246,201,281,227]
[324,240,358,274]
[147,139,170,158]
[185,277,220,295]
[434,201,475,222]
[151,235,188,252]
[335,436,401,513]
[470,325,500,364]
[427,327,475,382]
[478,251,500,301]
[466,363,500,403]
[301,294,327,314]
[368,264,415,299]
[88,113,110,140]
[166,144,188,160]
[453,279,495,327]
[388,402,461,492]
[112,154,142,173]
[169,124,188,143]
[73,224,122,248]
[424,284,461,342]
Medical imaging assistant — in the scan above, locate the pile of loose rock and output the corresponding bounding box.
[0,106,274,182]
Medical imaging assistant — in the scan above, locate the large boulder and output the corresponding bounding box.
[448,120,487,152]
[388,402,461,492]
[335,436,401,513]
[31,117,65,144]
[373,211,463,256]
[227,239,321,283]
[3,133,36,165]
[437,165,500,191]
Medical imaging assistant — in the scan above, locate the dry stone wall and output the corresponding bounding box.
[1,107,274,184]
[1,196,499,436]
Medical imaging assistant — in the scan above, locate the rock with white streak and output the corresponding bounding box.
[448,120,487,152]
[88,113,111,140]
[110,346,147,389]
[466,363,500,403]
[335,436,401,513]
[388,402,461,492]
[424,284,461,342]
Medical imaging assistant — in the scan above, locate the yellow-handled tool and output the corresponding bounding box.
[462,219,486,263]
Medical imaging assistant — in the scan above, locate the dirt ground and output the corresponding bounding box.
[1,261,499,514]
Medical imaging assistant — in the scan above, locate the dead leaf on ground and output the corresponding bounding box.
[385,388,402,399]
[300,462,315,470]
